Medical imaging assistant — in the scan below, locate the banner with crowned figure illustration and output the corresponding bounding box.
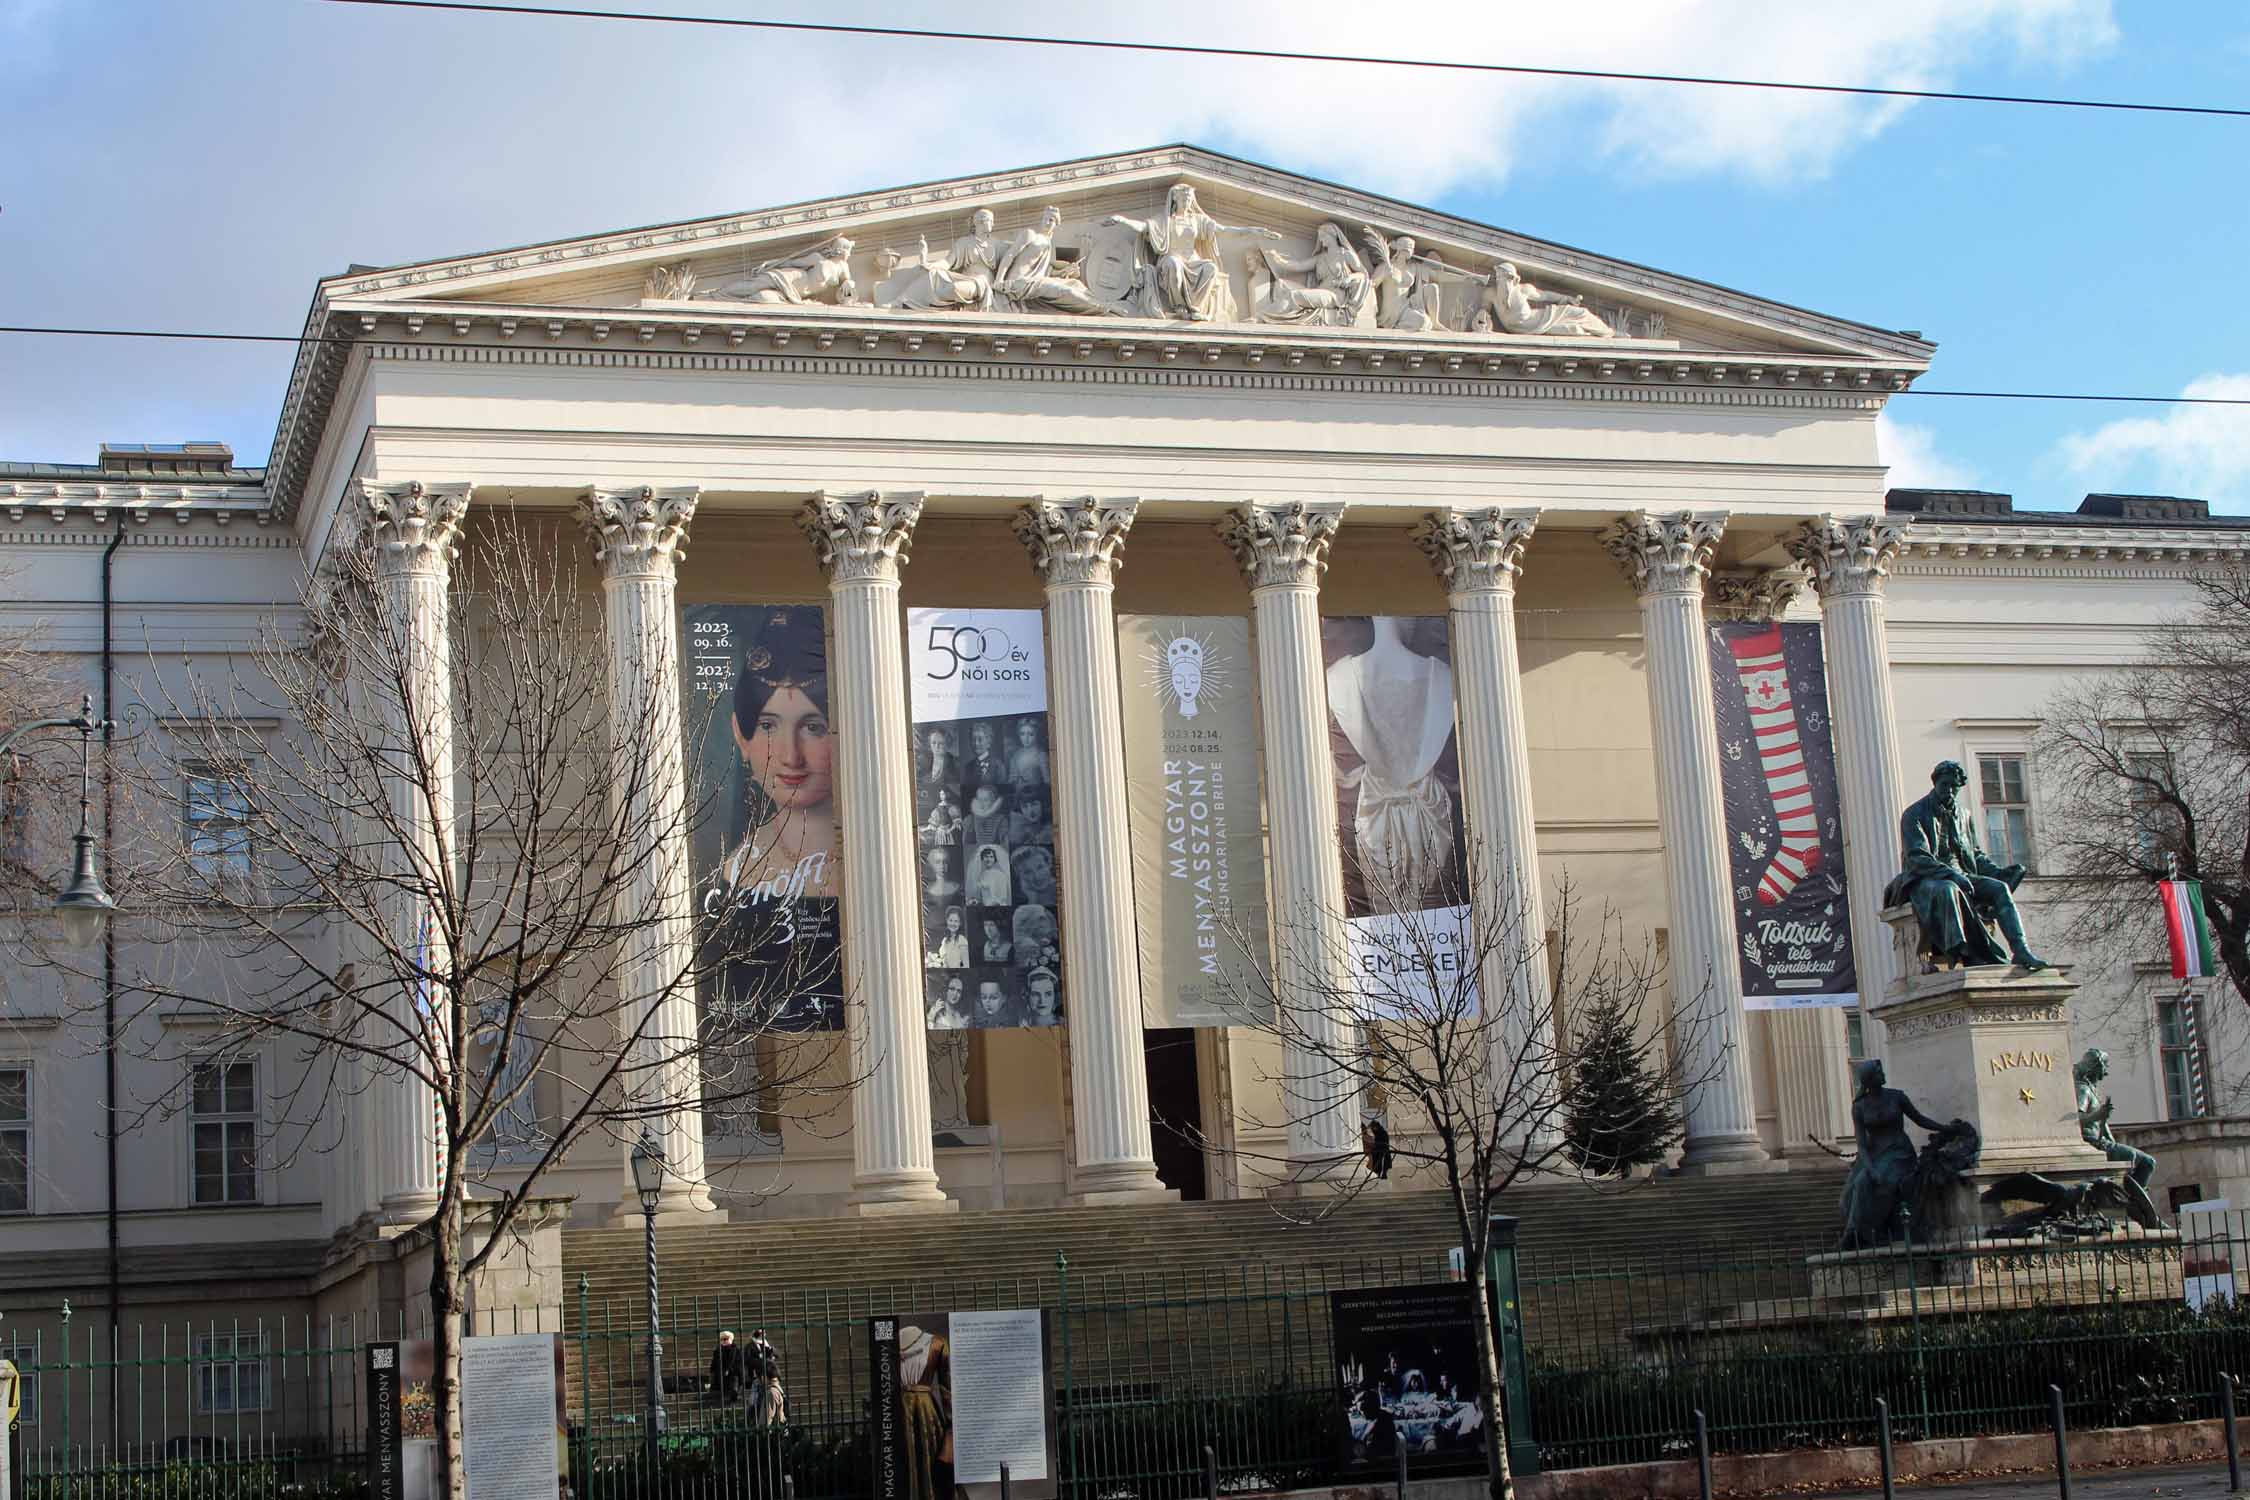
[1320,617,1473,1016]
[1705,620,1858,1008]
[1118,616,1269,1028]
[682,604,846,1080]
[907,608,1064,1031]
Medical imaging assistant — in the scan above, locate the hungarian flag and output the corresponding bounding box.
[2160,879,2219,980]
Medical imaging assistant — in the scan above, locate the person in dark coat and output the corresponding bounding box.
[709,1330,750,1403]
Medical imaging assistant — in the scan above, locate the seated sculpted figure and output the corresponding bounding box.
[881,210,1001,312]
[1104,184,1280,322]
[1882,760,2049,971]
[1248,223,1372,327]
[2075,1048,2160,1225]
[1839,1059,1975,1249]
[992,206,1120,316]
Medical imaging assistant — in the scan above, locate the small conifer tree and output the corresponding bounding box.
[1563,971,1684,1176]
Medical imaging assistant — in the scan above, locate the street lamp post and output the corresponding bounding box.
[0,692,116,947]
[630,1129,668,1472]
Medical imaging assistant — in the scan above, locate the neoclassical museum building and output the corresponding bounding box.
[4,146,2245,1313]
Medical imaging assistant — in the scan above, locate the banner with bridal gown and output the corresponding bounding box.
[1704,619,1858,1008]
[1320,616,1473,1017]
[907,608,1065,1031]
[1117,615,1270,1028]
[683,604,845,1039]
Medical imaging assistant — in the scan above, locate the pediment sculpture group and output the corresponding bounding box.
[650,183,1620,339]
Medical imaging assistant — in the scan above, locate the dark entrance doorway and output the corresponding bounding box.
[1143,1028,1206,1200]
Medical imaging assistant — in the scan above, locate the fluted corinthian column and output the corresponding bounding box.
[1787,515,1914,1066]
[1601,511,1769,1170]
[798,492,953,1214]
[1711,567,1852,1157]
[1014,497,1175,1203]
[358,479,469,1223]
[581,486,716,1218]
[1411,509,1557,1140]
[1217,501,1360,1181]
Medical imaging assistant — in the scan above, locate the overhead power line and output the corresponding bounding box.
[311,0,2250,121]
[3,324,2247,407]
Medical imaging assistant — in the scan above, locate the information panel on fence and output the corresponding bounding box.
[869,1309,1057,1500]
[1330,1284,1486,1477]
[1704,619,1858,1008]
[365,1335,564,1500]
[461,1333,565,1500]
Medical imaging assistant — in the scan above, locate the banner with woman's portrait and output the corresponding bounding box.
[682,605,845,1037]
[1320,617,1473,1015]
[907,608,1063,1030]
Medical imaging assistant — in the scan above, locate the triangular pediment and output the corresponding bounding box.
[322,146,1931,364]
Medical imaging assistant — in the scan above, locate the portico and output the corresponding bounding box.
[273,144,1934,1225]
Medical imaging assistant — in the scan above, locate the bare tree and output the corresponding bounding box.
[56,510,850,1497]
[0,558,82,907]
[2036,556,2250,1013]
[1212,850,1714,1500]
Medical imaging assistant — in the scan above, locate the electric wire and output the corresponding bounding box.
[309,0,2250,122]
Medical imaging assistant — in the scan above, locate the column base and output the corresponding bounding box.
[375,1192,441,1228]
[1674,1136,1786,1176]
[845,1170,957,1217]
[1066,1161,1174,1207]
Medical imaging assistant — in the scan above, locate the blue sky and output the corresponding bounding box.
[5,0,2247,512]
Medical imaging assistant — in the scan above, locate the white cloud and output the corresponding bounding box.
[2056,374,2250,513]
[0,0,2119,464]
[1877,412,1979,492]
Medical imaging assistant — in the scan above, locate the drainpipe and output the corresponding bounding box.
[101,512,122,1445]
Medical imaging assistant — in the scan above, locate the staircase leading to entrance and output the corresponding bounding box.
[562,1168,1847,1327]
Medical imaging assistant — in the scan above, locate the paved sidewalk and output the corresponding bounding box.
[1801,1461,2243,1500]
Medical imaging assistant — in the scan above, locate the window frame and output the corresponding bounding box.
[181,760,255,886]
[192,1330,272,1415]
[187,1053,262,1208]
[1973,751,2038,875]
[0,1061,30,1216]
[1954,724,2044,878]
[2156,993,2212,1123]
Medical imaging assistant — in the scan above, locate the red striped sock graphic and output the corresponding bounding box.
[1728,624,1822,906]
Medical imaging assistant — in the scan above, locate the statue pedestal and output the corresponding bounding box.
[1873,907,2113,1235]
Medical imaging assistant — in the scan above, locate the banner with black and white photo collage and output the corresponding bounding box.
[1321,617,1473,1017]
[1705,620,1857,1008]
[908,608,1063,1031]
[682,604,845,1034]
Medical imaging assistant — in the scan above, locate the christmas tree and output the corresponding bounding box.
[1563,981,1685,1177]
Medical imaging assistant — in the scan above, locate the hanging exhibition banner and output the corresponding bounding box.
[869,1310,1058,1500]
[907,609,1063,1030]
[1117,616,1269,1027]
[1330,1284,1486,1476]
[1705,620,1858,1008]
[683,604,845,1033]
[1320,617,1473,1015]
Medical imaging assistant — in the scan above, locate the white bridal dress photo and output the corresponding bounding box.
[1325,618,1458,915]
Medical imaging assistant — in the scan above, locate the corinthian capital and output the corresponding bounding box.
[1013,496,1138,587]
[1709,565,1811,622]
[1600,510,1726,597]
[579,486,701,579]
[356,480,471,576]
[1411,507,1539,593]
[797,490,925,585]
[1215,500,1346,590]
[1785,514,1911,598]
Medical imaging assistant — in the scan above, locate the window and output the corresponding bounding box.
[183,765,252,881]
[1846,1010,1869,1069]
[190,1057,258,1205]
[0,1067,28,1214]
[1977,755,2036,872]
[2129,753,2180,864]
[2158,996,2210,1121]
[194,1331,269,1414]
[3,1337,39,1427]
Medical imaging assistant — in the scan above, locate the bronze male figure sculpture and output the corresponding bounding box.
[1884,760,2048,970]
